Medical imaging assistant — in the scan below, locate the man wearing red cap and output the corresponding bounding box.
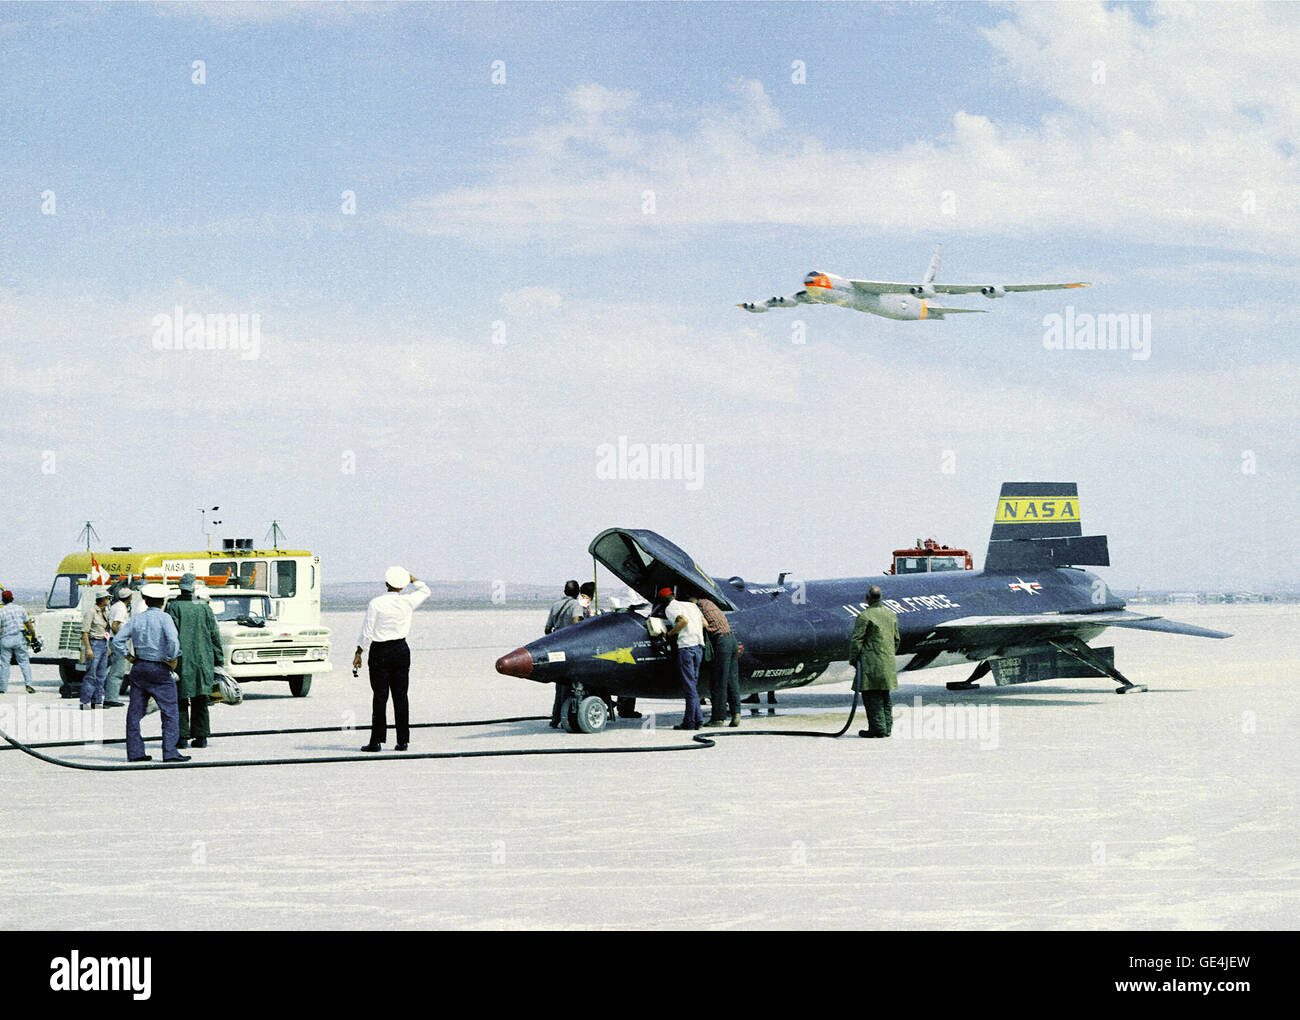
[662,587,706,730]
[1,590,37,695]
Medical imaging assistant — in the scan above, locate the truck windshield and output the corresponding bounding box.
[208,561,268,590]
[47,574,86,609]
[895,556,964,574]
[207,596,271,622]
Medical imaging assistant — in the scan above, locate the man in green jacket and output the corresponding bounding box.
[850,586,900,738]
[166,573,224,749]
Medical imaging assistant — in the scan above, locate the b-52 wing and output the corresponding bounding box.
[850,280,1091,296]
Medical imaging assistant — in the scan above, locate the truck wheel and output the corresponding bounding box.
[58,662,81,699]
[574,695,609,734]
[288,676,311,698]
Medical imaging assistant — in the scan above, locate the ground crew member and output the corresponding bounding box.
[112,583,189,762]
[579,580,640,720]
[166,573,224,749]
[103,585,132,707]
[544,580,583,728]
[353,567,430,752]
[545,580,583,633]
[0,590,36,695]
[80,588,113,709]
[662,587,706,730]
[850,586,900,738]
[695,595,741,728]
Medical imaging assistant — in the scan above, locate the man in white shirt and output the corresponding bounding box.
[103,585,133,708]
[352,566,430,752]
[661,586,706,730]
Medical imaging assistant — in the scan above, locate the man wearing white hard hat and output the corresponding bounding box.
[353,567,430,752]
[111,582,189,763]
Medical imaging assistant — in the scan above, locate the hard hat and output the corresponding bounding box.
[92,587,110,601]
[385,566,411,589]
[178,572,197,592]
[140,582,169,599]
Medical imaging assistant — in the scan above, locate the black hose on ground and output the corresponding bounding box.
[694,690,860,742]
[0,693,861,771]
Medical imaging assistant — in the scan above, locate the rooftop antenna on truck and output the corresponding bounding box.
[198,507,221,550]
[266,520,287,550]
[76,521,101,551]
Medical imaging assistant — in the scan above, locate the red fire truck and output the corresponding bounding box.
[886,538,974,576]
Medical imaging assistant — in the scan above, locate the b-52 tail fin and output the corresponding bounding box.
[923,244,942,287]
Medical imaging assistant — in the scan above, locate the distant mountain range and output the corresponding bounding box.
[0,580,574,611]
[322,580,567,610]
[3,581,1294,612]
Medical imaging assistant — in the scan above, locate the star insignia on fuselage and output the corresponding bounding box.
[595,646,636,664]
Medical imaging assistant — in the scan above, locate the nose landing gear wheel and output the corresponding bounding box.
[564,695,609,734]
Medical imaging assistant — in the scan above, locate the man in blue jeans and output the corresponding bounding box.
[0,590,36,694]
[662,587,706,730]
[111,583,190,763]
[80,588,112,709]
[696,594,742,728]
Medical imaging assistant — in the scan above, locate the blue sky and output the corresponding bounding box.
[1,1,1296,592]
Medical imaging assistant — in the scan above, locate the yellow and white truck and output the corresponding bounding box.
[33,544,332,698]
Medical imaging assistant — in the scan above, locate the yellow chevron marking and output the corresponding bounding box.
[595,647,636,665]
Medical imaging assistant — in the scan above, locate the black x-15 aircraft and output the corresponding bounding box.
[495,482,1230,732]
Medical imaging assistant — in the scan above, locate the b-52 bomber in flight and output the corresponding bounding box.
[738,245,1089,321]
[496,482,1229,733]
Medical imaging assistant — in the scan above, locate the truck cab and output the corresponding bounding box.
[33,542,331,698]
[886,538,974,576]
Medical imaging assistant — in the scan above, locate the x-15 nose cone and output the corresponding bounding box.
[495,647,533,679]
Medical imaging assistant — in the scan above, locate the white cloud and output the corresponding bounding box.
[386,3,1300,255]
[498,286,564,319]
[1095,362,1300,432]
[154,1,378,26]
